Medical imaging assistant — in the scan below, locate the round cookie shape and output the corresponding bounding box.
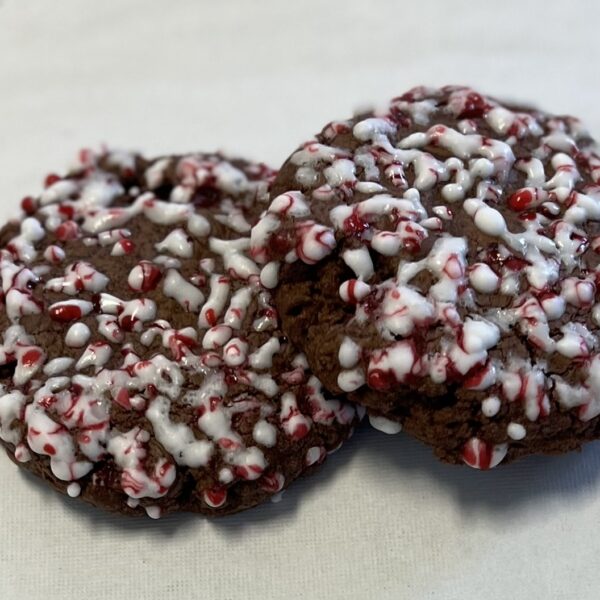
[0,149,361,517]
[250,85,600,468]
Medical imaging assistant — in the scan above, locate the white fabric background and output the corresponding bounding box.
[1,1,600,598]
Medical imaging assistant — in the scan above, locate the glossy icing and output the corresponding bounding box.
[251,86,600,469]
[0,150,360,514]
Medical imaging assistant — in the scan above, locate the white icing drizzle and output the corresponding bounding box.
[145,396,213,467]
[155,228,194,258]
[0,150,359,516]
[163,269,205,312]
[250,85,600,470]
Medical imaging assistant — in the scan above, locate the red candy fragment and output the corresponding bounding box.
[44,173,61,188]
[457,92,490,119]
[58,204,75,220]
[508,189,535,211]
[260,472,285,494]
[461,438,507,470]
[367,369,396,392]
[131,261,162,292]
[21,349,42,368]
[203,487,227,508]
[234,464,264,480]
[49,304,83,322]
[290,422,309,440]
[343,212,370,236]
[115,388,132,410]
[43,443,56,456]
[21,196,37,215]
[205,308,217,327]
[118,240,136,255]
[56,221,80,241]
[463,365,491,389]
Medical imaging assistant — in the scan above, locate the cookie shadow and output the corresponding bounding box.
[14,427,365,537]
[16,423,597,532]
[208,430,365,536]
[15,468,198,536]
[360,425,600,514]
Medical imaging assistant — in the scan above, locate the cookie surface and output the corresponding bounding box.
[251,85,600,468]
[0,150,360,517]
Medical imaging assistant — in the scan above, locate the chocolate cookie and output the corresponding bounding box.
[251,86,600,469]
[0,149,361,518]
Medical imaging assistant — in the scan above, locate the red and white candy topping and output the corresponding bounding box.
[0,150,360,514]
[251,86,600,468]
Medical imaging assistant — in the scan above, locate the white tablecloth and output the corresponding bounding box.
[2,1,600,598]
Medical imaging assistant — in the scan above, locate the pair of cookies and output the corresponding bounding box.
[2,85,599,517]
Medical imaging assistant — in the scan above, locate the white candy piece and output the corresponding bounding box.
[469,263,499,294]
[507,423,527,440]
[338,337,361,369]
[482,396,501,418]
[369,415,402,435]
[65,323,91,348]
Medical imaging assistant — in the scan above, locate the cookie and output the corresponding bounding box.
[0,149,361,518]
[250,85,600,468]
